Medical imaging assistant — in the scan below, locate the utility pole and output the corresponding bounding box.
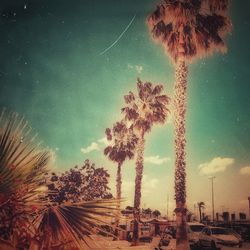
[248,197,250,219]
[209,176,216,222]
[167,194,169,220]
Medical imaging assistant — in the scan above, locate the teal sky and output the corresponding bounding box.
[1,0,250,217]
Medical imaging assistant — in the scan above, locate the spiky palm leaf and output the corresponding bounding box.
[0,109,50,248]
[0,109,49,197]
[33,199,119,249]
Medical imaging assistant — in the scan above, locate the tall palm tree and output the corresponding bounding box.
[147,1,231,249]
[197,201,205,222]
[122,78,170,243]
[104,120,138,236]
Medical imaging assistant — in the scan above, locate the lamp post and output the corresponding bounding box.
[209,176,216,222]
[248,197,250,218]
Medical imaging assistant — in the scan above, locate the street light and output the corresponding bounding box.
[209,176,216,222]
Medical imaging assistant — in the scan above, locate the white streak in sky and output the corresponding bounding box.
[98,14,136,56]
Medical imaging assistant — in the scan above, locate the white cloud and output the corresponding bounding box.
[127,63,143,74]
[80,137,109,154]
[135,65,143,74]
[145,155,171,165]
[198,157,234,175]
[240,166,250,175]
[80,142,100,154]
[98,137,109,146]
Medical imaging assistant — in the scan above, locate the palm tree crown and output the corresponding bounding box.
[122,78,170,136]
[104,120,138,166]
[148,0,231,62]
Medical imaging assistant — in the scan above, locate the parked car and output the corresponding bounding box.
[231,225,250,242]
[240,225,250,242]
[187,222,205,249]
[199,226,242,249]
[139,236,153,243]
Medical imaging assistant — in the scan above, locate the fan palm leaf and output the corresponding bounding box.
[0,109,49,198]
[34,199,119,249]
[0,109,50,249]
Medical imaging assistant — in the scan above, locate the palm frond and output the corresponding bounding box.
[0,109,50,247]
[0,109,50,198]
[104,120,138,165]
[35,199,119,249]
[122,78,170,134]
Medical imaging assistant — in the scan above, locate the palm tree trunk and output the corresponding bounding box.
[114,162,122,238]
[132,136,145,245]
[199,206,202,223]
[173,59,189,250]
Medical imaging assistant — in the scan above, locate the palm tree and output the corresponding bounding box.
[152,209,161,218]
[0,109,50,248]
[147,1,231,249]
[0,109,119,250]
[122,78,170,244]
[104,120,138,236]
[197,202,205,223]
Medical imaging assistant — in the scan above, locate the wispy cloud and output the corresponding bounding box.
[198,157,234,175]
[80,137,109,154]
[98,137,109,146]
[80,142,100,154]
[145,155,171,165]
[119,175,159,198]
[239,166,250,175]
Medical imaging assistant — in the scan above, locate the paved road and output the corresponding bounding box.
[222,242,250,250]
[150,238,250,250]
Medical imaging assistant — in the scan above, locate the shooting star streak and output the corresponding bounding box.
[98,14,136,56]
